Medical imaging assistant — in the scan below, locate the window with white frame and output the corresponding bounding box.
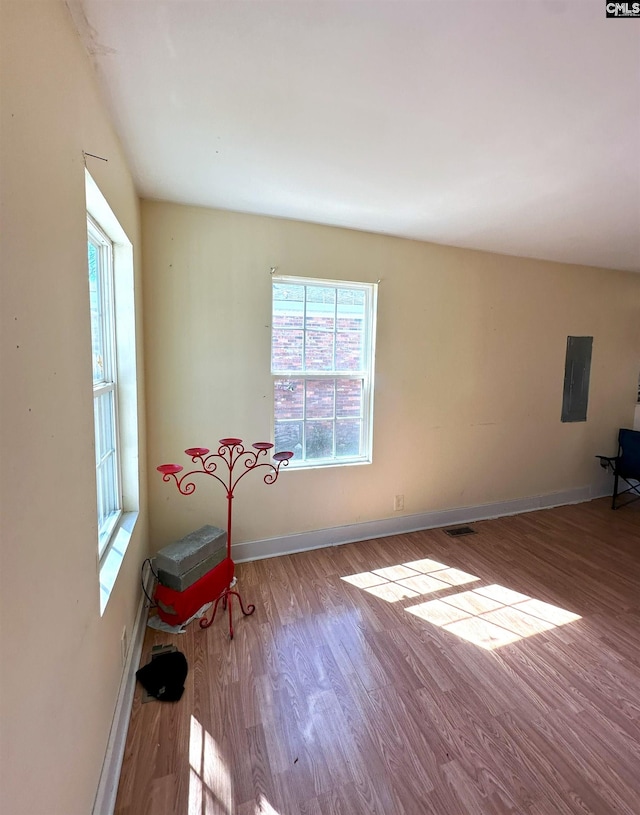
[271,276,377,467]
[88,215,122,555]
[86,170,139,614]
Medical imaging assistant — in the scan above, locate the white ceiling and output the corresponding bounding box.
[70,1,640,272]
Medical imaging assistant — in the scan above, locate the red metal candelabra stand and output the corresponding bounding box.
[157,438,293,639]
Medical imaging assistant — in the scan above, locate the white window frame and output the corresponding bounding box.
[86,170,139,615]
[271,275,377,469]
[88,215,123,556]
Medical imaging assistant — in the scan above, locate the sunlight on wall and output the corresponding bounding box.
[189,715,233,815]
[341,561,581,650]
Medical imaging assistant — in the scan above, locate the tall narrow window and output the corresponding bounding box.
[88,215,122,554]
[271,276,377,468]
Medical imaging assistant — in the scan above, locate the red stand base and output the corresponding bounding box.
[155,556,255,639]
[199,587,255,639]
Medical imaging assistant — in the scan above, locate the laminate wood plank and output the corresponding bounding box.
[315,644,408,815]
[115,686,162,810]
[413,688,526,812]
[395,623,460,693]
[252,676,290,774]
[271,686,334,802]
[115,499,640,815]
[531,709,640,815]
[526,800,581,815]
[444,703,543,809]
[297,797,322,815]
[494,642,588,715]
[569,705,640,797]
[323,614,391,691]
[504,708,627,815]
[440,757,516,815]
[134,774,173,815]
[244,724,276,807]
[348,682,437,805]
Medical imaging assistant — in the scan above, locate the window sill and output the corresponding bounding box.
[99,511,138,615]
[281,457,372,472]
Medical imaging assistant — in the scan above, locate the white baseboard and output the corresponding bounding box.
[233,484,606,563]
[92,575,153,815]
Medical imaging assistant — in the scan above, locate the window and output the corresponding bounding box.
[88,215,122,555]
[271,276,377,467]
[85,170,139,614]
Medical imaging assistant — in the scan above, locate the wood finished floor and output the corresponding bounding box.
[115,499,640,815]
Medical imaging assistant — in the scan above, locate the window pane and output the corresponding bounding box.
[337,288,365,332]
[94,389,116,464]
[305,330,334,370]
[305,379,335,419]
[336,379,363,417]
[88,240,105,384]
[272,328,303,371]
[97,450,119,555]
[306,285,336,305]
[305,286,335,332]
[94,396,102,465]
[103,452,117,512]
[97,452,118,528]
[336,420,361,457]
[275,420,303,459]
[103,390,115,456]
[336,331,363,370]
[273,283,304,330]
[274,378,304,420]
[306,420,334,459]
[274,282,304,303]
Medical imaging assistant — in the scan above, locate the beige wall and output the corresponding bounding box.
[1,3,147,814]
[143,201,640,550]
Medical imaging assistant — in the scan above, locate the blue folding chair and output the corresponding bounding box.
[596,428,640,509]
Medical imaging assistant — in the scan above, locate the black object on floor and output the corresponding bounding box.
[444,525,476,537]
[140,644,176,704]
[136,647,188,702]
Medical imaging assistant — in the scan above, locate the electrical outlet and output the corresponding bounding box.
[394,494,404,511]
[120,626,128,666]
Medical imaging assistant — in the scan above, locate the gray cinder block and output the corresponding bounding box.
[155,525,227,578]
[157,547,228,592]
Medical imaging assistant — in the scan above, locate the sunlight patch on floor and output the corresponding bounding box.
[256,794,283,814]
[341,560,479,603]
[189,714,233,814]
[341,557,581,650]
[363,581,420,602]
[407,584,581,650]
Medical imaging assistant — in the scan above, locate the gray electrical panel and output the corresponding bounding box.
[561,336,593,423]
